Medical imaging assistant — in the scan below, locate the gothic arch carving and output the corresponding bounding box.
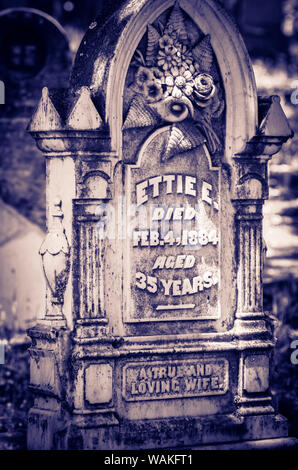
[71,0,257,160]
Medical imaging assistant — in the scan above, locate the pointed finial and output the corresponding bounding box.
[67,86,103,130]
[28,87,62,132]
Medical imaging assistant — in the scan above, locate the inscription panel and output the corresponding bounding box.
[124,132,220,322]
[122,358,229,402]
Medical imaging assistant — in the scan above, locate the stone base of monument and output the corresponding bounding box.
[193,437,298,450]
[28,408,295,450]
[27,324,297,451]
[65,414,293,451]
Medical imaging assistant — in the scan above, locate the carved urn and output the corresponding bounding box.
[39,198,70,319]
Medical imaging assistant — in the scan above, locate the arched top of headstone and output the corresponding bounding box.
[71,0,258,160]
[0,7,68,36]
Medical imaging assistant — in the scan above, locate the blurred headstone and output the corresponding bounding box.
[237,0,288,58]
[0,199,45,335]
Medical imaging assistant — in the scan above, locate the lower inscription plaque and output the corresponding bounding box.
[122,359,229,401]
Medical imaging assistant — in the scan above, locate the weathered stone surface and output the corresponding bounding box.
[30,351,57,393]
[124,132,220,324]
[85,364,113,405]
[243,354,269,393]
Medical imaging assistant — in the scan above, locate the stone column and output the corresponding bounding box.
[232,99,293,338]
[72,200,109,340]
[232,156,270,338]
[231,154,278,415]
[231,116,292,416]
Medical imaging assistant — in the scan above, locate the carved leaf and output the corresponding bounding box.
[163,121,205,160]
[192,35,213,73]
[146,25,160,66]
[123,96,159,129]
[166,2,188,44]
[39,231,70,256]
[194,115,222,155]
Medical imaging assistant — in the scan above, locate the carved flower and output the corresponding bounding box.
[145,82,163,102]
[193,73,216,104]
[164,67,194,99]
[133,66,163,102]
[157,45,178,71]
[167,25,175,34]
[175,44,193,68]
[135,67,152,86]
[158,34,173,49]
[165,22,187,43]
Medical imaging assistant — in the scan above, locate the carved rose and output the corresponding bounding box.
[193,73,216,105]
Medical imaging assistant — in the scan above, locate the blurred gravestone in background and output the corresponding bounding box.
[222,0,298,72]
[226,0,288,59]
[0,199,45,334]
[0,7,71,229]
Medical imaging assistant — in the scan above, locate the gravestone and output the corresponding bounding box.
[27,0,294,450]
